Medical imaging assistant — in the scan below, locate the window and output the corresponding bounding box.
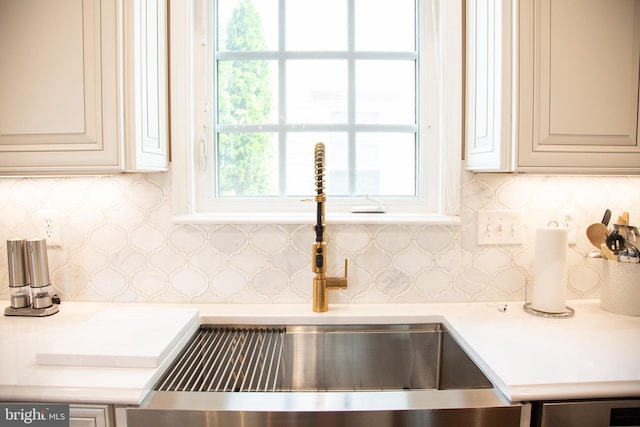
[170,0,462,224]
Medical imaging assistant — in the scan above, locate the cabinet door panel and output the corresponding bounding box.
[541,0,639,144]
[69,405,113,427]
[123,0,169,171]
[519,0,640,171]
[0,0,88,136]
[465,0,514,171]
[0,0,121,172]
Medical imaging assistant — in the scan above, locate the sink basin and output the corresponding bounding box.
[279,324,492,391]
[128,323,521,427]
[154,323,491,392]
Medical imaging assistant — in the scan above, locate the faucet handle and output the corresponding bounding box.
[326,259,348,290]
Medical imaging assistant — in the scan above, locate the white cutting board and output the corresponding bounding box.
[35,307,199,368]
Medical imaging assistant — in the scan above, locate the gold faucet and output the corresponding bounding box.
[312,142,348,312]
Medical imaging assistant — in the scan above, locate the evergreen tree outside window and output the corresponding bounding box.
[217,0,275,196]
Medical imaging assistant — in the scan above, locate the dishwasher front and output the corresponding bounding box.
[533,398,640,427]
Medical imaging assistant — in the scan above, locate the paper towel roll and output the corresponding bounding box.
[531,226,568,313]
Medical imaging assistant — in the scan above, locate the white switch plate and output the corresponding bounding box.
[477,210,524,245]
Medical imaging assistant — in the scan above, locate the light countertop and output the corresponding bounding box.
[0,300,638,405]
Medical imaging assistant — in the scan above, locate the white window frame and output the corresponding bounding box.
[170,0,462,225]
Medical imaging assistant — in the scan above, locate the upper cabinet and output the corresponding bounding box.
[465,0,515,171]
[0,0,168,174]
[123,0,169,172]
[466,0,640,173]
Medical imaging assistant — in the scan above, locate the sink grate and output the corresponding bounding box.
[156,326,285,392]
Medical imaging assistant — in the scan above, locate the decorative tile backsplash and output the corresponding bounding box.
[1,169,638,304]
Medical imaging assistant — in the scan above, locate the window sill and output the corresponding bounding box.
[171,212,461,226]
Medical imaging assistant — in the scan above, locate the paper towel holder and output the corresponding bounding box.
[523,277,575,319]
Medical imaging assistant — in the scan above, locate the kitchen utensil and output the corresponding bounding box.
[586,223,609,249]
[606,230,625,254]
[601,209,612,226]
[6,239,31,309]
[618,245,640,263]
[601,243,618,261]
[613,224,639,244]
[4,238,59,317]
[25,238,54,309]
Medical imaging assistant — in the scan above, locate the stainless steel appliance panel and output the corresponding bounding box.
[536,399,640,427]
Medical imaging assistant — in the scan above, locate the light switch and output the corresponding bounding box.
[477,210,524,245]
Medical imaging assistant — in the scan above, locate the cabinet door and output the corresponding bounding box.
[518,0,640,172]
[123,0,169,171]
[465,0,515,171]
[70,405,114,427]
[0,0,122,173]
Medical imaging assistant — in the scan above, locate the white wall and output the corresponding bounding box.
[1,169,637,304]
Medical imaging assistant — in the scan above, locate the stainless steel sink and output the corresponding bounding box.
[280,324,492,391]
[127,323,522,427]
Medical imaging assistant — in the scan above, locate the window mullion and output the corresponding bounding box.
[347,0,356,196]
[278,0,287,197]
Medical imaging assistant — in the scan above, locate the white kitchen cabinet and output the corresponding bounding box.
[0,0,168,174]
[70,404,114,427]
[466,0,640,173]
[465,0,515,171]
[123,0,169,171]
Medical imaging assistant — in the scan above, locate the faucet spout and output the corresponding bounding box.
[312,142,348,312]
[314,143,325,244]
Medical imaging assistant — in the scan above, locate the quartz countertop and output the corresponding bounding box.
[0,300,638,405]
